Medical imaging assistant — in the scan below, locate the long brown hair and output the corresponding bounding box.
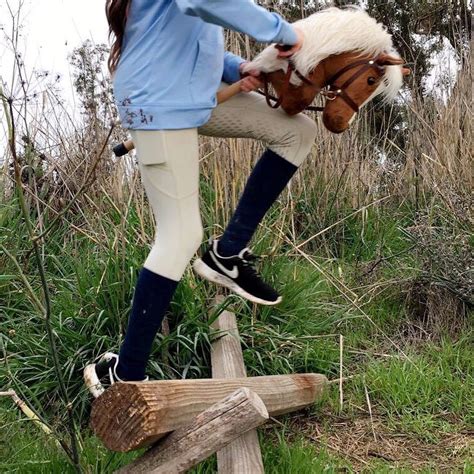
[105,0,130,74]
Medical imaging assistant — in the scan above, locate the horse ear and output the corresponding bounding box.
[377,53,405,66]
[402,67,411,76]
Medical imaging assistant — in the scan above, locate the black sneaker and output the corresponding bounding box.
[83,352,148,398]
[193,239,282,305]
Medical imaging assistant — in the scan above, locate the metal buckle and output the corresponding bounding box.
[322,90,339,100]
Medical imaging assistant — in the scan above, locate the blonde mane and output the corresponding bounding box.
[245,7,403,101]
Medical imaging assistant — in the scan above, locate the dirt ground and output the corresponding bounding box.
[267,411,473,472]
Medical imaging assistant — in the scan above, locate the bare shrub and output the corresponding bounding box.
[402,216,473,340]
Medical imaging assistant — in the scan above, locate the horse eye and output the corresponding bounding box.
[367,77,377,85]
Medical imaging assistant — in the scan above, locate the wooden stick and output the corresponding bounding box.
[215,81,242,104]
[364,381,377,442]
[339,334,344,411]
[114,81,243,156]
[210,295,264,473]
[115,388,268,474]
[91,373,327,452]
[0,390,60,446]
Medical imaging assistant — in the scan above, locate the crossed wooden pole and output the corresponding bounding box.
[113,81,244,157]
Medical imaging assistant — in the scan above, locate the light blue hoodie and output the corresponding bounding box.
[114,0,297,130]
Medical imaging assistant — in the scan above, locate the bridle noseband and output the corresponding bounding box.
[261,57,386,114]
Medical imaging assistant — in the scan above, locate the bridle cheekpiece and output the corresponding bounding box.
[261,56,386,114]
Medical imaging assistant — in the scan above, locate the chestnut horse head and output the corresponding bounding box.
[244,7,411,134]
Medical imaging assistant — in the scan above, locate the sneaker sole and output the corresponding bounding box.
[193,258,282,306]
[83,364,106,399]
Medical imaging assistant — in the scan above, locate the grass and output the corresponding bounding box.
[1,197,472,471]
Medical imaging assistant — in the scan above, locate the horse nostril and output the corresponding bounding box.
[323,113,348,133]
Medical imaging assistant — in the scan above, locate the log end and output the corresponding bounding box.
[234,387,268,420]
[90,382,165,452]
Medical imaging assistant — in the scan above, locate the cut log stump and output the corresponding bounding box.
[210,296,264,473]
[91,373,327,452]
[115,388,268,474]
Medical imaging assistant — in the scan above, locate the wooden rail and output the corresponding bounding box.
[91,295,328,473]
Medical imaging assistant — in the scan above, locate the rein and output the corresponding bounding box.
[260,57,385,114]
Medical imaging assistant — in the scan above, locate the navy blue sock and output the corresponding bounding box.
[117,268,179,381]
[218,149,298,257]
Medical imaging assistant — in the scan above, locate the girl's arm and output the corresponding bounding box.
[175,0,298,45]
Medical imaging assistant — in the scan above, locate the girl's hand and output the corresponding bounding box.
[239,63,263,92]
[276,26,304,57]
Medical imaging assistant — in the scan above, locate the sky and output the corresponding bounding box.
[0,0,109,81]
[0,0,110,150]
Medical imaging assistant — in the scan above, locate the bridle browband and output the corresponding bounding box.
[260,57,386,114]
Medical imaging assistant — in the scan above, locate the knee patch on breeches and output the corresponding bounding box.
[268,113,318,167]
[199,90,318,169]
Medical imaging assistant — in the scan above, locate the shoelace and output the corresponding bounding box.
[107,354,122,385]
[106,356,148,384]
[108,367,116,385]
[240,252,262,274]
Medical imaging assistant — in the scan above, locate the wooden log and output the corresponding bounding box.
[115,388,268,474]
[91,373,327,452]
[210,296,264,473]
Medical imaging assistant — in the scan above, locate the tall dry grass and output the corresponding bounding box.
[2,67,471,257]
[2,27,471,250]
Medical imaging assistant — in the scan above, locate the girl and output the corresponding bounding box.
[85,0,316,393]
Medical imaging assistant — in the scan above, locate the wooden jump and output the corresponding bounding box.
[90,296,328,472]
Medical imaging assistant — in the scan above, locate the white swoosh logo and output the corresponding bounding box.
[210,251,239,279]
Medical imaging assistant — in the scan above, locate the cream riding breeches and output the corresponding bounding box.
[133,86,317,281]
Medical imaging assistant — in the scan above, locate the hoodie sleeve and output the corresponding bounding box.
[223,51,246,83]
[175,0,298,45]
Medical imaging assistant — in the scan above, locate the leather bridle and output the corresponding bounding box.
[260,57,386,114]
